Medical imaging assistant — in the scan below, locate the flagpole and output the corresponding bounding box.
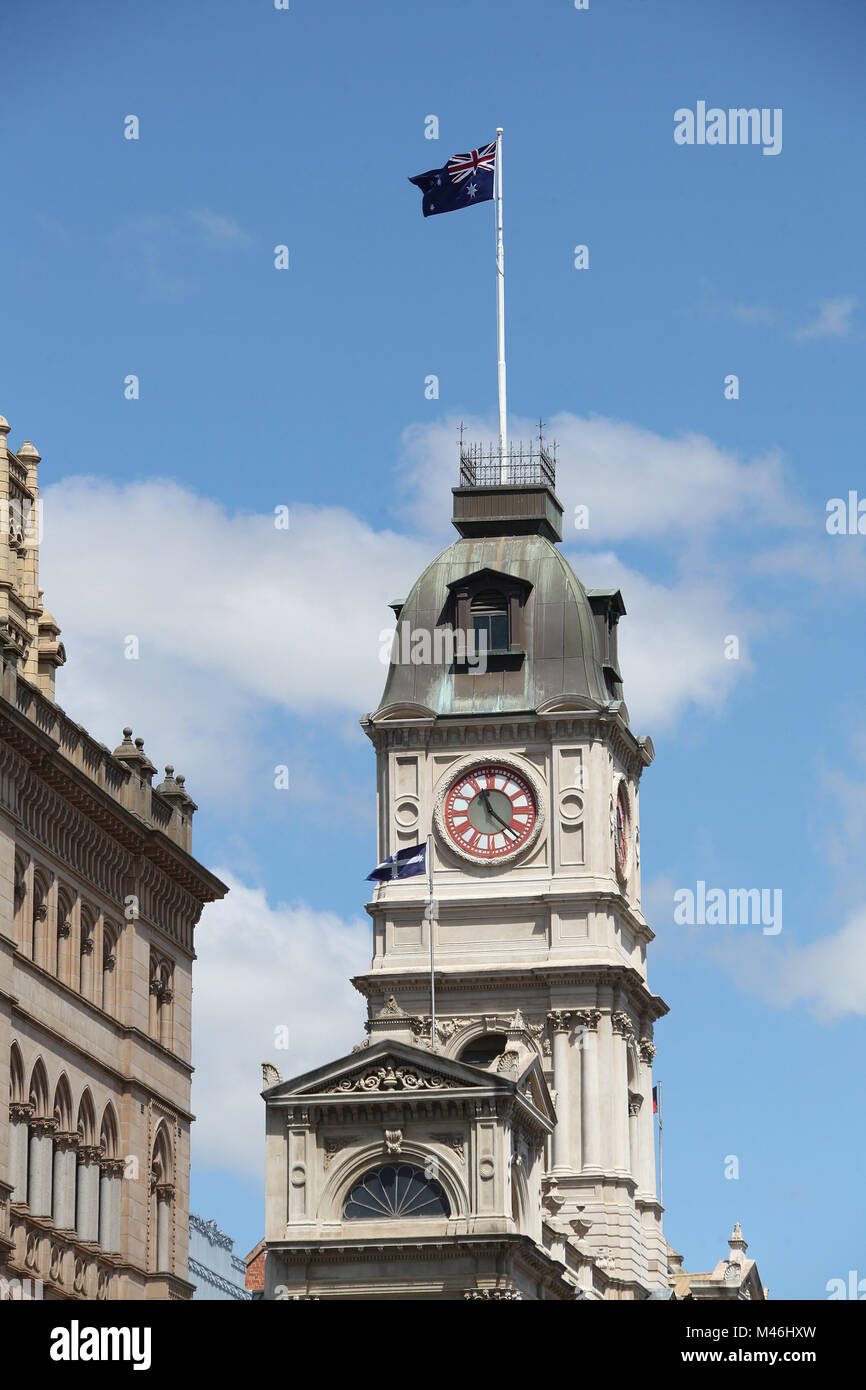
[495,127,507,483]
[657,1079,664,1206]
[427,832,436,1049]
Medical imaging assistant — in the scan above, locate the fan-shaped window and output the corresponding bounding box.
[471,590,509,653]
[460,1032,507,1067]
[343,1164,450,1221]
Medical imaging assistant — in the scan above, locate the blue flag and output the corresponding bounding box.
[366,843,427,882]
[409,140,495,217]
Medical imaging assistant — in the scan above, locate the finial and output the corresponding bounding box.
[135,737,145,750]
[0,416,10,435]
[17,441,41,464]
[164,764,174,777]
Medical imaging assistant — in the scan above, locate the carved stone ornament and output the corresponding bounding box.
[638,1037,657,1064]
[261,1062,283,1088]
[573,1008,601,1031]
[429,1132,465,1160]
[323,1136,360,1169]
[324,1063,460,1094]
[611,1010,633,1038]
[376,995,409,1018]
[547,1009,573,1034]
[384,1129,403,1154]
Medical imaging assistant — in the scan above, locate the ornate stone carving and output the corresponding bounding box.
[384,1129,403,1154]
[547,1010,573,1034]
[324,1064,459,1094]
[573,1008,601,1031]
[9,1101,34,1123]
[261,1062,283,1088]
[322,1136,359,1168]
[428,1132,465,1160]
[611,1010,634,1038]
[638,1037,657,1064]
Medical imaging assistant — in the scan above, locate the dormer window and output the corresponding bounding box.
[471,591,509,653]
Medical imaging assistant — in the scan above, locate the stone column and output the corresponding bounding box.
[27,1117,56,1216]
[638,1037,657,1198]
[547,1011,573,1174]
[76,1146,101,1242]
[99,1164,112,1250]
[52,1132,79,1230]
[9,1102,33,1202]
[155,1183,174,1271]
[577,1009,601,1172]
[611,1010,633,1174]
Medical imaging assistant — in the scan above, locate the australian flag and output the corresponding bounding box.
[409,140,495,217]
[366,842,427,883]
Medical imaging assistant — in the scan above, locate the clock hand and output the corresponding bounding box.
[479,788,518,839]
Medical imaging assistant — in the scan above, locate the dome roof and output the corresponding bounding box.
[376,532,623,719]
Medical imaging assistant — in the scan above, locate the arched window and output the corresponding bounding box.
[9,1043,29,1203]
[471,590,509,653]
[99,1105,122,1252]
[13,851,29,953]
[102,924,118,1015]
[26,1059,52,1218]
[343,1164,450,1221]
[459,1032,507,1067]
[151,1123,175,1272]
[79,904,96,1000]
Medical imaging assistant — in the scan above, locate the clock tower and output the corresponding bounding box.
[261,441,669,1300]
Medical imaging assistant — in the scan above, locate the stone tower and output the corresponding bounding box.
[0,414,227,1300]
[261,442,668,1300]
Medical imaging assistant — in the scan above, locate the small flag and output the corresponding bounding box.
[366,843,427,883]
[409,140,495,217]
[652,1085,658,1115]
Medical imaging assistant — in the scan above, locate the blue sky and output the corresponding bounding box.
[1,0,864,1297]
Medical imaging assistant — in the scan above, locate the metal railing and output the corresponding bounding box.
[459,440,556,489]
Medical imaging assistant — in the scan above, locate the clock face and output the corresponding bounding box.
[615,783,629,879]
[442,764,538,861]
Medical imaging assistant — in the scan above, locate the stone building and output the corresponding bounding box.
[260,442,675,1300]
[0,413,227,1300]
[188,1213,250,1300]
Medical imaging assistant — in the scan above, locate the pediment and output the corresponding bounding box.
[516,1055,557,1124]
[446,567,533,596]
[265,1039,520,1102]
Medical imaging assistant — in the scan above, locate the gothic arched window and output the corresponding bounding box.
[343,1164,450,1221]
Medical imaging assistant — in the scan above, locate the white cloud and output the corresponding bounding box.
[561,549,753,730]
[190,874,370,1179]
[794,296,858,342]
[189,210,250,245]
[40,476,429,803]
[709,911,866,1022]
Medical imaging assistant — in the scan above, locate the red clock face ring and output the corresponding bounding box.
[443,765,538,860]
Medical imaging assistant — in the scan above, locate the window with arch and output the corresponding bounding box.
[150,1122,175,1272]
[459,1032,507,1068]
[343,1163,450,1221]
